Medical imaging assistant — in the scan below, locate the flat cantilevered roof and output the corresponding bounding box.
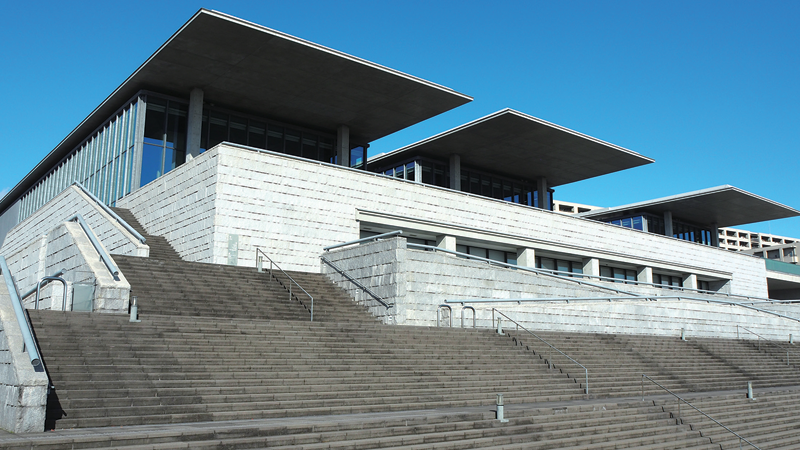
[1,8,470,214]
[369,109,654,187]
[579,185,800,228]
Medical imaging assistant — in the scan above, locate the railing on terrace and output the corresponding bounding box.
[323,230,403,251]
[18,269,67,311]
[406,243,779,303]
[0,256,43,369]
[256,248,314,321]
[72,181,146,244]
[641,374,761,450]
[737,325,800,366]
[445,296,800,325]
[493,308,588,395]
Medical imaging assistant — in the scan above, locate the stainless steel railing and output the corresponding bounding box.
[323,230,403,251]
[493,308,588,395]
[320,255,394,323]
[69,214,120,280]
[737,325,799,366]
[256,248,314,321]
[72,181,146,244]
[641,374,761,449]
[0,256,42,368]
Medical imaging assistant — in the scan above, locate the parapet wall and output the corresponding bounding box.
[322,237,800,340]
[0,281,47,433]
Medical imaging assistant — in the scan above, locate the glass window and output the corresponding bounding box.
[285,130,301,156]
[488,249,505,263]
[350,146,365,169]
[143,98,167,142]
[229,116,248,145]
[395,165,404,179]
[248,121,266,149]
[319,137,334,164]
[140,143,163,186]
[267,126,284,152]
[208,111,228,149]
[302,135,318,160]
[406,162,415,182]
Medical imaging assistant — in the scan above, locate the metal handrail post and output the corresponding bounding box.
[34,276,67,311]
[461,306,475,328]
[641,374,761,449]
[256,248,314,322]
[319,255,394,312]
[739,326,799,366]
[0,257,42,368]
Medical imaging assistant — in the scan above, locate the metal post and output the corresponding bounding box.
[257,255,263,273]
[497,316,503,335]
[496,393,508,422]
[641,375,644,401]
[681,328,685,341]
[790,334,794,345]
[747,381,754,400]
[129,296,141,323]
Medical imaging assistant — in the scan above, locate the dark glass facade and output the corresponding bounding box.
[605,213,714,246]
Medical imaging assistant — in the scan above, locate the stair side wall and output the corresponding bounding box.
[323,237,800,339]
[116,148,218,264]
[0,282,47,433]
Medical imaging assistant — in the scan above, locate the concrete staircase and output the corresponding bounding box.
[507,330,800,398]
[110,207,373,323]
[655,389,800,449]
[29,312,585,430]
[2,400,722,449]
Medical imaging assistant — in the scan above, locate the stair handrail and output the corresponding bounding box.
[737,325,799,366]
[323,230,403,251]
[0,256,42,368]
[492,308,588,395]
[446,296,800,324]
[19,269,64,299]
[256,248,314,321]
[320,255,395,323]
[641,374,761,449]
[72,181,146,244]
[69,214,120,280]
[34,277,67,311]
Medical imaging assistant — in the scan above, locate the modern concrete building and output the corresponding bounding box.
[0,6,800,325]
[4,8,800,440]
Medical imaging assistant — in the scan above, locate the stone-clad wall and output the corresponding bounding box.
[117,149,218,263]
[322,237,800,339]
[209,145,766,297]
[0,185,147,262]
[0,281,48,433]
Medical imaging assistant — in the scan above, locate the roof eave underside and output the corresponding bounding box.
[0,8,470,214]
[580,186,800,228]
[370,109,654,187]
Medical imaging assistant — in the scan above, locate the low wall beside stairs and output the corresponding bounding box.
[322,237,800,340]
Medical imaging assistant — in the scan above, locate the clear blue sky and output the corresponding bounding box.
[2,1,798,236]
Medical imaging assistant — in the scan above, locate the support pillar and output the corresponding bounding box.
[516,248,535,267]
[186,88,204,160]
[664,211,674,237]
[337,125,350,167]
[436,235,457,252]
[711,223,720,247]
[449,154,461,191]
[683,274,698,290]
[537,177,548,210]
[582,257,600,279]
[637,266,653,284]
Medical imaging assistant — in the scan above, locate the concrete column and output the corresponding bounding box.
[537,177,548,210]
[413,161,421,183]
[337,125,350,167]
[683,274,698,290]
[449,154,461,191]
[436,235,457,252]
[516,248,535,267]
[664,210,674,237]
[582,257,599,279]
[711,223,720,247]
[185,88,204,160]
[637,266,653,284]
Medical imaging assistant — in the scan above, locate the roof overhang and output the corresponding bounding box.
[368,109,654,187]
[1,8,471,215]
[579,185,800,228]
